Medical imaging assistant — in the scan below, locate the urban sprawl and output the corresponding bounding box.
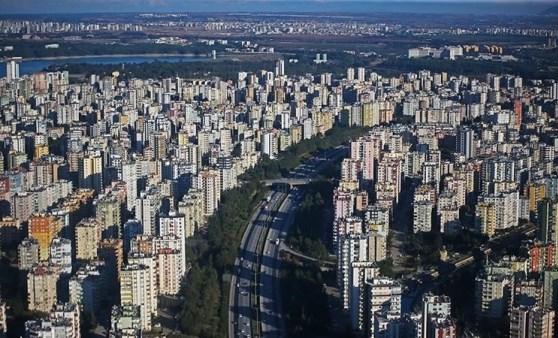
[0,52,558,338]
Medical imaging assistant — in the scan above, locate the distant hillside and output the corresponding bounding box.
[541,5,558,15]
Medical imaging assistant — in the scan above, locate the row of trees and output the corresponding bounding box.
[178,180,266,337]
[240,125,370,181]
[178,126,370,336]
[0,40,223,59]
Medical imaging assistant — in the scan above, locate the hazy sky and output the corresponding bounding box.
[0,0,555,15]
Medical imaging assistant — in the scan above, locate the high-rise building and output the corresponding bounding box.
[538,199,558,263]
[338,233,368,311]
[158,211,187,274]
[150,132,168,160]
[477,190,519,230]
[510,305,555,338]
[377,158,403,202]
[156,248,183,295]
[75,218,101,261]
[348,262,379,332]
[481,157,516,194]
[364,277,402,337]
[122,162,138,212]
[18,237,40,270]
[120,263,157,331]
[69,263,104,314]
[24,303,80,338]
[475,202,497,237]
[11,192,34,222]
[219,128,233,154]
[110,305,142,338]
[422,293,452,338]
[27,264,60,313]
[0,296,6,338]
[194,169,221,217]
[78,153,103,193]
[475,270,512,320]
[528,243,556,274]
[123,219,143,255]
[457,126,475,159]
[95,195,122,239]
[135,186,162,236]
[217,155,235,191]
[49,237,72,274]
[366,230,387,262]
[6,60,20,82]
[260,130,277,159]
[542,269,558,312]
[413,201,433,233]
[357,67,366,82]
[427,315,457,338]
[28,215,62,261]
[178,189,204,237]
[275,59,285,77]
[96,240,122,300]
[528,183,547,214]
[347,67,355,81]
[50,303,81,338]
[350,133,382,181]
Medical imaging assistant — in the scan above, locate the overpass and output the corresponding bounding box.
[262,178,313,187]
[279,242,336,268]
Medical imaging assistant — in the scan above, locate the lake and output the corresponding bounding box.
[0,55,211,77]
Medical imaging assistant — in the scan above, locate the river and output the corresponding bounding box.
[0,55,211,77]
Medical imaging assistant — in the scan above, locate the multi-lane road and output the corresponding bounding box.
[259,188,304,337]
[229,144,350,338]
[229,191,284,338]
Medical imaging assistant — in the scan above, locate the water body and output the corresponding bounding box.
[0,55,210,77]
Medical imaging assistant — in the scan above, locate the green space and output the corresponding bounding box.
[281,258,332,338]
[19,45,555,83]
[177,180,266,338]
[0,40,223,59]
[288,180,334,261]
[48,53,370,82]
[240,125,370,181]
[376,257,395,278]
[404,230,488,268]
[178,124,369,337]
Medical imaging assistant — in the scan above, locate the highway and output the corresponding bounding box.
[229,191,284,338]
[229,144,350,338]
[259,188,303,337]
[255,145,350,337]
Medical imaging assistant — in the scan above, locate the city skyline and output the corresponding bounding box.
[0,0,556,14]
[0,6,557,338]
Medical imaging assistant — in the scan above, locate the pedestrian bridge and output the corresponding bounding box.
[261,178,313,186]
